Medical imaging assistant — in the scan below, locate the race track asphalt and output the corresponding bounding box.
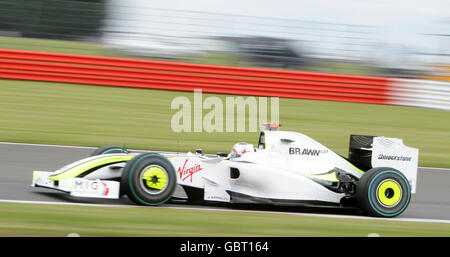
[0,142,449,221]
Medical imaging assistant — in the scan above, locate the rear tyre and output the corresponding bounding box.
[90,145,129,156]
[120,153,176,206]
[356,167,411,217]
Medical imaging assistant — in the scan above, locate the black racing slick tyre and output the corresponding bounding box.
[120,153,176,206]
[356,167,411,217]
[90,145,129,156]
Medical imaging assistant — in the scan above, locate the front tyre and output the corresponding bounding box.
[90,145,129,156]
[120,153,176,206]
[356,167,411,217]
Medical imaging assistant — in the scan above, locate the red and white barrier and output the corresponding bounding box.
[388,79,450,111]
[0,49,448,111]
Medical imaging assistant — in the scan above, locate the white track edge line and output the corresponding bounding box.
[1,199,449,224]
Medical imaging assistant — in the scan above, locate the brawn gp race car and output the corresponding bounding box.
[31,123,419,217]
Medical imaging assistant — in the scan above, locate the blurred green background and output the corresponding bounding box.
[0,79,448,168]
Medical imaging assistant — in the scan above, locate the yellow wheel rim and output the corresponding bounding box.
[377,179,402,207]
[142,166,168,191]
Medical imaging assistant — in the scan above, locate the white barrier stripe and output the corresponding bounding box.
[394,88,450,97]
[395,79,450,87]
[388,79,450,111]
[395,84,450,93]
[390,96,450,105]
[389,96,450,106]
[389,101,450,111]
[388,100,450,111]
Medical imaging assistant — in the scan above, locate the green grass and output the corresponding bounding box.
[0,36,107,56]
[0,79,449,168]
[0,202,449,236]
[305,60,384,76]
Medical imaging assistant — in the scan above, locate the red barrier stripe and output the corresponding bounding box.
[0,49,392,105]
[0,49,390,86]
[0,59,388,96]
[0,69,387,104]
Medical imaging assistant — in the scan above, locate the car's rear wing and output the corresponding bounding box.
[348,135,419,193]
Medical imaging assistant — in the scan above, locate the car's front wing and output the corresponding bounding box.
[31,171,120,199]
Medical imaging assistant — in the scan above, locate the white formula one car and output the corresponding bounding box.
[32,123,419,217]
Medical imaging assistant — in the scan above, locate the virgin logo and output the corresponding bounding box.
[177,159,202,182]
[101,182,110,196]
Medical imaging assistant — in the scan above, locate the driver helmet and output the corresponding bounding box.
[231,142,254,157]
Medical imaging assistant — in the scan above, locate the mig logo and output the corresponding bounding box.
[73,180,109,196]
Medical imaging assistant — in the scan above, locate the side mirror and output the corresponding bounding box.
[216,152,228,157]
